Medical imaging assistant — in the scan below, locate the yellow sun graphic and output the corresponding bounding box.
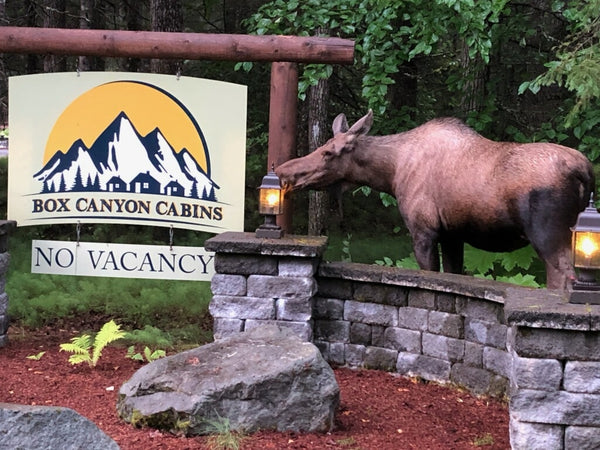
[44,81,208,172]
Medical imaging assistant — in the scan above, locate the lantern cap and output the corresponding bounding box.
[572,193,600,233]
[258,164,282,190]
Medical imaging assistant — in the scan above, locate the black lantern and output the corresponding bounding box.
[255,164,284,239]
[569,193,600,303]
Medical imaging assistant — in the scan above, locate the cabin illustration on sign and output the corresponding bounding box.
[107,176,127,192]
[130,172,160,194]
[164,179,184,196]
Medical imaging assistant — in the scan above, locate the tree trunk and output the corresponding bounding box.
[459,41,486,119]
[42,0,66,72]
[307,29,330,236]
[78,0,105,71]
[150,0,183,75]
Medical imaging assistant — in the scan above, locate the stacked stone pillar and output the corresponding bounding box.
[0,220,16,347]
[205,232,328,341]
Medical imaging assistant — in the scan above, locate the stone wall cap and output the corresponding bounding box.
[319,261,509,303]
[504,287,600,330]
[206,232,328,257]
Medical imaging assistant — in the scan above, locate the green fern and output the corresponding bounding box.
[60,320,126,367]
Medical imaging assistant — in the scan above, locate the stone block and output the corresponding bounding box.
[464,341,483,367]
[383,327,421,353]
[213,318,244,339]
[459,297,504,323]
[510,389,600,426]
[353,283,407,306]
[428,310,464,338]
[423,333,464,362]
[451,364,507,396]
[371,325,385,347]
[364,347,397,371]
[345,344,366,367]
[435,293,457,313]
[314,320,350,343]
[513,328,600,360]
[278,257,318,277]
[397,307,428,331]
[214,254,277,275]
[344,300,398,327]
[211,274,246,296]
[509,419,563,450]
[276,297,313,321]
[465,318,507,349]
[396,352,451,382]
[565,425,600,450]
[317,277,352,299]
[483,346,511,378]
[511,356,562,391]
[313,297,344,320]
[0,292,7,312]
[209,296,275,320]
[408,289,435,309]
[247,275,317,299]
[0,253,9,275]
[314,340,329,359]
[244,320,313,341]
[349,322,371,345]
[0,314,7,335]
[328,342,345,366]
[565,361,600,393]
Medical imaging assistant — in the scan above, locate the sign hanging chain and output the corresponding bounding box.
[76,221,81,246]
[169,225,174,251]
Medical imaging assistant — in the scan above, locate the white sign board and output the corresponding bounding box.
[9,72,247,233]
[32,240,214,281]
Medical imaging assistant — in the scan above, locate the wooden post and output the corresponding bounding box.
[268,62,298,233]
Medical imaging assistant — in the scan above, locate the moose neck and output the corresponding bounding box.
[348,135,398,195]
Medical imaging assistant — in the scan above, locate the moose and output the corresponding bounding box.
[276,110,595,290]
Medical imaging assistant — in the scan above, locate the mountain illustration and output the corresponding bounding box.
[33,111,219,200]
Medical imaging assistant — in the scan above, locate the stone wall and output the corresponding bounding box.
[0,221,15,348]
[206,232,600,450]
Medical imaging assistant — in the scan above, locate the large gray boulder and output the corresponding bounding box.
[0,403,119,450]
[117,325,339,436]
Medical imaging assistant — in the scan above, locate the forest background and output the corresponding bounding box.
[0,0,599,345]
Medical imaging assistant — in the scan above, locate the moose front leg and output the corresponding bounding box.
[412,233,441,272]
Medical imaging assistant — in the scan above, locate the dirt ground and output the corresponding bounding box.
[0,326,509,449]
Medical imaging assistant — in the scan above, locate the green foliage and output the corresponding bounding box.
[124,325,173,349]
[520,0,600,124]
[59,320,126,367]
[202,414,246,450]
[341,233,353,262]
[243,0,509,119]
[26,351,45,361]
[376,245,542,288]
[126,345,166,363]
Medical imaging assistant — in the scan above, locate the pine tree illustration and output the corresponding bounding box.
[207,186,217,201]
[58,174,67,192]
[72,167,84,191]
[190,180,199,199]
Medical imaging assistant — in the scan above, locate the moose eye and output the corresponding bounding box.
[322,149,334,159]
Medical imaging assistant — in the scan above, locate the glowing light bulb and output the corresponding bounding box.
[577,234,599,258]
[266,191,279,207]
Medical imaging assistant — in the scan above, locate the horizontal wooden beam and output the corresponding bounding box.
[0,27,355,64]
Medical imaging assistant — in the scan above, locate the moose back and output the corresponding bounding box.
[276,110,595,290]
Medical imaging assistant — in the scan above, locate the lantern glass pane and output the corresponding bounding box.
[259,188,282,215]
[573,231,600,268]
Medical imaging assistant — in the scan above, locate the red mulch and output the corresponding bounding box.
[0,326,509,449]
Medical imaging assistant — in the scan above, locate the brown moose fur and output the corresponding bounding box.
[276,110,595,290]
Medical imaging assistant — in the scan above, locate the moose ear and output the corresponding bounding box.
[347,109,373,136]
[332,113,349,135]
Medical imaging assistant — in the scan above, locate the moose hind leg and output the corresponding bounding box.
[441,239,464,274]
